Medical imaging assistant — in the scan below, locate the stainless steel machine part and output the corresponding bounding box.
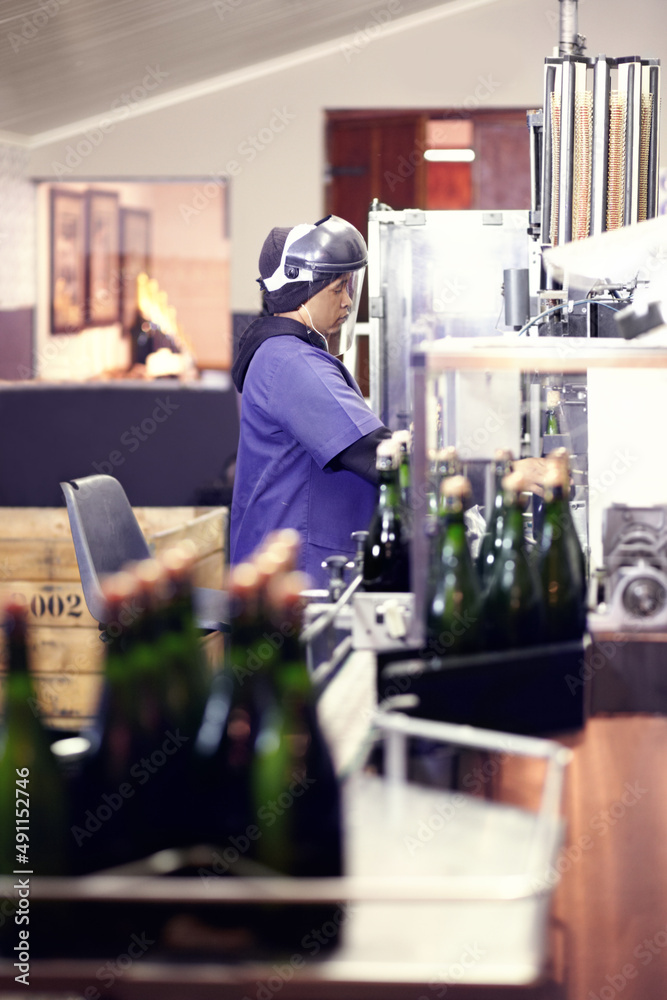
[558,0,585,57]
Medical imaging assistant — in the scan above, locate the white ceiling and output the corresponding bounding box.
[0,0,472,144]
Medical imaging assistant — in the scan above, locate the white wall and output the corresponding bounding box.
[24,0,667,314]
[0,144,35,310]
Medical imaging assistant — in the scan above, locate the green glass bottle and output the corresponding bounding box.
[129,559,168,747]
[76,561,196,868]
[189,545,302,857]
[72,571,148,872]
[393,429,412,528]
[252,570,342,876]
[545,388,561,436]
[548,447,587,597]
[363,440,411,592]
[190,561,266,857]
[425,449,439,519]
[533,466,587,642]
[127,558,196,857]
[482,471,546,650]
[159,544,210,739]
[424,450,441,573]
[433,447,463,537]
[0,601,68,876]
[476,448,514,588]
[426,476,481,656]
[428,446,462,577]
[251,569,343,948]
[436,446,462,487]
[146,546,218,851]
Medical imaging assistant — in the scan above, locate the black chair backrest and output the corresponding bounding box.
[60,474,151,625]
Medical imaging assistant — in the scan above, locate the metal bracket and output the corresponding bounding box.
[369,296,385,319]
[351,592,416,651]
[404,210,426,226]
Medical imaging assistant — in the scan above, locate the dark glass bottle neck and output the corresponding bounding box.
[398,454,410,488]
[502,500,526,548]
[442,508,467,547]
[494,459,512,489]
[546,410,559,433]
[544,484,566,504]
[541,484,571,538]
[4,613,29,675]
[437,457,460,479]
[377,467,399,507]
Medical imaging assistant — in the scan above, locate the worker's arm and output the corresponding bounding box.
[327,426,393,483]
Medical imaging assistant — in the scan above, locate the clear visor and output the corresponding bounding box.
[304,268,365,357]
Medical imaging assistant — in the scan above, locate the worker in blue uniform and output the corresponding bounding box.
[230,214,551,589]
[230,215,390,588]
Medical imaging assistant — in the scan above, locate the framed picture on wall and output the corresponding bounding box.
[50,189,86,333]
[119,208,152,332]
[85,189,120,326]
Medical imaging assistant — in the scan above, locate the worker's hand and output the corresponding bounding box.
[513,457,550,497]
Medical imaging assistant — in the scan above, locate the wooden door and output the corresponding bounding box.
[325,109,531,390]
[326,112,426,322]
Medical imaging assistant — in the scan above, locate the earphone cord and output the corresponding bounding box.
[300,303,327,347]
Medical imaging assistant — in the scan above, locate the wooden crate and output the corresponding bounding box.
[0,506,228,730]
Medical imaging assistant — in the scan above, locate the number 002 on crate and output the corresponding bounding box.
[0,505,227,731]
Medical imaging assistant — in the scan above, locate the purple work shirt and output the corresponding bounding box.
[230,332,382,589]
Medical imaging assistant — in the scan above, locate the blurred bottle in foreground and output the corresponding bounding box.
[251,569,343,945]
[71,571,153,872]
[159,543,210,737]
[0,601,68,876]
[189,561,263,854]
[191,542,343,948]
[72,553,209,871]
[251,569,342,876]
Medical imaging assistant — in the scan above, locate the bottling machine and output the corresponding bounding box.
[371,6,661,390]
[364,0,665,634]
[299,4,667,986]
[308,0,667,720]
[370,0,662,418]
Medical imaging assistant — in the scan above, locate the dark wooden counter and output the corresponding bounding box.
[553,714,667,1000]
[0,378,239,507]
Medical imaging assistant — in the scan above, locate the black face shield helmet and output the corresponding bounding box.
[260,215,368,354]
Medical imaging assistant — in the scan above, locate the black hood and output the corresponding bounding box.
[231,314,327,392]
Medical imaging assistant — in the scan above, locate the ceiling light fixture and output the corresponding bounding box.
[423,149,476,162]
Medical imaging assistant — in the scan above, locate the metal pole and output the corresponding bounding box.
[559,0,579,56]
[558,57,576,246]
[590,56,611,236]
[410,350,427,646]
[645,62,661,219]
[541,61,558,246]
